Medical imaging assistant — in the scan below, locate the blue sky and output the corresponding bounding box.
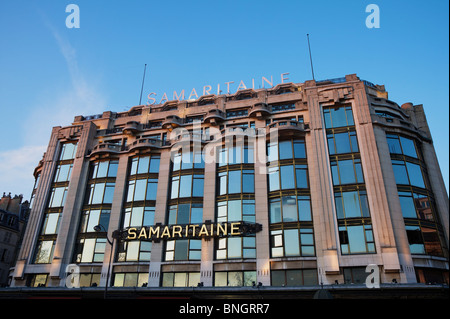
[0,0,448,199]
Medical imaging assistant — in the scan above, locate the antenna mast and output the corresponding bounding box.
[307,34,315,81]
[139,64,147,105]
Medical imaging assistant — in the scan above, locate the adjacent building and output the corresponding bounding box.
[0,193,29,286]
[8,74,449,295]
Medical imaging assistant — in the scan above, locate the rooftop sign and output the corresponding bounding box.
[147,72,291,105]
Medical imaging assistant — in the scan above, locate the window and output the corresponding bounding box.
[217,200,255,223]
[323,106,355,129]
[330,158,364,185]
[268,139,306,162]
[386,134,418,158]
[165,239,201,261]
[75,238,106,263]
[54,163,73,182]
[334,190,370,219]
[214,271,256,287]
[48,186,68,208]
[339,224,375,254]
[405,224,443,256]
[327,131,359,155]
[218,169,254,195]
[392,160,426,189]
[168,203,202,225]
[79,209,111,233]
[59,143,77,161]
[79,273,101,287]
[271,269,318,286]
[216,235,256,259]
[343,267,369,284]
[130,155,160,175]
[113,273,148,287]
[269,196,312,223]
[118,241,152,262]
[218,144,254,167]
[91,160,119,179]
[41,212,62,235]
[162,272,201,287]
[34,240,55,264]
[270,228,315,257]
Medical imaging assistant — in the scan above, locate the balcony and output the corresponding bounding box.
[267,120,307,136]
[203,109,225,126]
[248,102,271,119]
[128,138,163,151]
[162,115,183,130]
[90,142,122,156]
[123,121,141,135]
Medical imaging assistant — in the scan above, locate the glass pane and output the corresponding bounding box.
[188,273,201,287]
[191,205,203,224]
[387,136,402,154]
[303,269,318,286]
[179,175,192,198]
[414,193,434,221]
[56,164,72,182]
[192,176,204,197]
[228,237,242,258]
[286,270,302,286]
[337,160,357,184]
[269,199,281,223]
[406,226,425,254]
[86,210,100,232]
[342,191,362,218]
[228,272,243,286]
[280,165,295,189]
[298,197,312,221]
[400,137,418,158]
[177,204,190,224]
[271,271,285,286]
[81,238,96,263]
[293,140,306,158]
[181,152,193,170]
[295,166,308,188]
[422,227,443,256]
[282,196,297,222]
[108,161,119,177]
[92,183,105,204]
[146,180,158,201]
[279,140,293,160]
[149,156,160,173]
[97,161,109,178]
[175,240,188,260]
[228,200,242,222]
[137,156,150,174]
[143,208,155,226]
[171,178,179,199]
[284,229,300,256]
[242,171,255,193]
[406,162,425,188]
[399,194,417,218]
[214,272,227,287]
[346,226,367,254]
[162,273,174,287]
[126,242,139,261]
[174,273,187,287]
[130,207,144,227]
[334,132,351,154]
[267,142,279,162]
[392,161,409,185]
[103,184,115,204]
[219,172,227,195]
[134,179,146,201]
[228,170,241,194]
[268,167,280,191]
[334,194,345,219]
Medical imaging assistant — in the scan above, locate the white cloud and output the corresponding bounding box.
[0,18,108,198]
[0,145,47,198]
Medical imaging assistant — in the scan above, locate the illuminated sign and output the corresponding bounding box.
[123,221,262,242]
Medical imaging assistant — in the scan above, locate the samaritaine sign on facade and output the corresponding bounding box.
[125,221,263,242]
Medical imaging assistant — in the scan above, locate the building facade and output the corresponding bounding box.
[9,74,449,292]
[0,193,29,286]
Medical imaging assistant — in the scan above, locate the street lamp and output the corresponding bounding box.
[94,224,115,299]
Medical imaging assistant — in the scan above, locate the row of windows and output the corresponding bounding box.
[387,133,446,257]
